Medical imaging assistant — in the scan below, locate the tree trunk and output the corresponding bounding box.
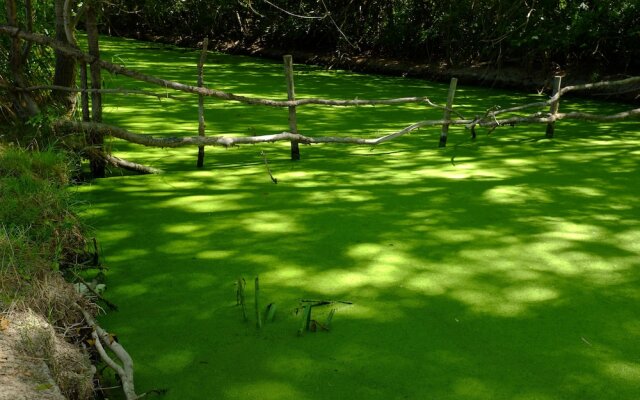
[85,0,105,178]
[5,0,40,118]
[52,0,77,111]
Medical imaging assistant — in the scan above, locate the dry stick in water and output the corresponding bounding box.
[76,305,139,400]
[236,277,248,321]
[261,151,278,184]
[255,276,262,329]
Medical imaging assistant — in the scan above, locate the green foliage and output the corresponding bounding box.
[101,0,640,73]
[0,145,86,288]
[0,1,56,124]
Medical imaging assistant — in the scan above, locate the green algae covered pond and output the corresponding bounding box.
[76,35,640,400]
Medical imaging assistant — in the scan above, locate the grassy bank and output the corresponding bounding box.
[0,144,95,399]
[78,35,640,400]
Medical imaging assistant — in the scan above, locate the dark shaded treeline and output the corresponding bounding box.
[102,0,639,78]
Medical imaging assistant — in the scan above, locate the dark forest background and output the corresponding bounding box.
[99,0,640,77]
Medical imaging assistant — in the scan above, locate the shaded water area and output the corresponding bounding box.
[77,36,640,400]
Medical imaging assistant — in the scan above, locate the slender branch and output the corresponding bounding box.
[560,76,640,96]
[261,0,328,19]
[4,84,180,100]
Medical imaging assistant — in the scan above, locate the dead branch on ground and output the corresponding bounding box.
[76,305,139,400]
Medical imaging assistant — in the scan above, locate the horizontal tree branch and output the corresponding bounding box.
[2,84,181,100]
[484,76,640,120]
[82,147,162,174]
[0,25,454,111]
[53,107,639,150]
[560,76,640,96]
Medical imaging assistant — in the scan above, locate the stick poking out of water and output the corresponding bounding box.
[261,151,278,184]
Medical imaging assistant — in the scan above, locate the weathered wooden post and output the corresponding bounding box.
[283,55,300,160]
[545,75,562,138]
[196,38,209,168]
[439,77,458,148]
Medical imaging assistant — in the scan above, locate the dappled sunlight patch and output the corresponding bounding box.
[431,228,501,244]
[240,211,303,234]
[604,361,640,383]
[164,223,202,234]
[403,273,448,296]
[503,285,558,303]
[195,250,236,260]
[303,188,375,205]
[558,186,605,197]
[107,247,149,262]
[347,242,389,260]
[159,193,250,213]
[225,380,309,400]
[450,288,530,317]
[616,229,640,253]
[483,184,552,205]
[163,239,210,255]
[265,265,307,284]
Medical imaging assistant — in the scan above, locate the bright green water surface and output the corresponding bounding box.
[77,35,640,400]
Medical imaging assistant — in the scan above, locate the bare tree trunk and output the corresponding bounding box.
[85,0,105,178]
[5,0,40,118]
[53,0,77,111]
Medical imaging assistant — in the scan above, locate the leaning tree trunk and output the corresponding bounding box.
[85,0,105,178]
[52,0,77,111]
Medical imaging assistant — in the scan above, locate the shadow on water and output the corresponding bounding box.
[76,35,640,400]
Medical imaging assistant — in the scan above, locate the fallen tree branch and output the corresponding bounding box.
[479,76,640,121]
[560,76,640,97]
[76,305,139,400]
[69,269,118,311]
[0,26,455,111]
[53,106,639,151]
[83,147,162,174]
[2,84,180,100]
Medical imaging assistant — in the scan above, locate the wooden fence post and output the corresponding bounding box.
[196,38,209,168]
[439,77,458,148]
[283,55,300,160]
[545,75,562,138]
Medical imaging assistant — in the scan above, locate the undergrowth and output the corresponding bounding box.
[0,143,89,318]
[0,143,98,399]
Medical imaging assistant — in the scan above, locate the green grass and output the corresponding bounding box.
[76,35,640,400]
[0,145,84,306]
